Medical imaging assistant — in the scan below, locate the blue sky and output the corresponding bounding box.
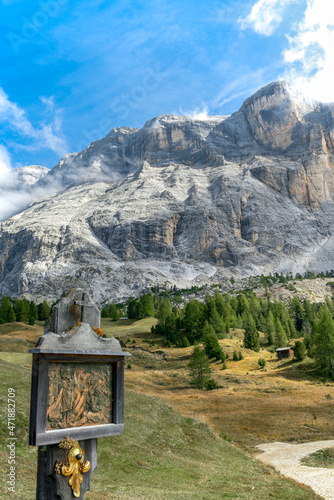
[0,0,332,172]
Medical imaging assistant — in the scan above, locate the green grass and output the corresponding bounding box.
[0,322,43,352]
[301,448,334,469]
[101,317,157,338]
[0,354,322,499]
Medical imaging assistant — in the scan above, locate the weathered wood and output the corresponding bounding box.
[29,325,129,446]
[30,289,130,498]
[35,424,124,447]
[113,361,124,425]
[46,289,101,335]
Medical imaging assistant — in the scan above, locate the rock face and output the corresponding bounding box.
[1,81,334,303]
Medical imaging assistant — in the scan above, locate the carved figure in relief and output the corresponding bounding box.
[47,363,112,430]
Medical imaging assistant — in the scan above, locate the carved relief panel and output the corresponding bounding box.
[47,362,112,430]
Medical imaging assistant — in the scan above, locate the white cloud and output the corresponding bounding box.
[180,106,212,120]
[0,87,68,157]
[239,0,297,36]
[282,0,334,102]
[0,145,12,179]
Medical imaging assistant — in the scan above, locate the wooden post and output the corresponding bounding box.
[36,439,97,500]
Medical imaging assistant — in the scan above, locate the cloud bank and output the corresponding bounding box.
[0,145,12,179]
[282,0,334,102]
[240,0,334,103]
[239,0,296,36]
[0,87,71,220]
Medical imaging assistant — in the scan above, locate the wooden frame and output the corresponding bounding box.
[29,353,128,446]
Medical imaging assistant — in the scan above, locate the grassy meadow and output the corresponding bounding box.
[104,318,334,451]
[0,318,331,498]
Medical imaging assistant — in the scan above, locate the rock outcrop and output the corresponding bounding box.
[1,81,334,303]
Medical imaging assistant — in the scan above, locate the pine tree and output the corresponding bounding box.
[7,305,16,323]
[183,300,205,340]
[188,346,212,390]
[265,311,275,345]
[20,299,30,322]
[274,320,287,349]
[291,297,305,332]
[14,300,23,322]
[202,322,222,359]
[243,322,260,352]
[137,294,155,318]
[156,298,173,324]
[0,296,15,323]
[29,301,38,320]
[127,299,138,319]
[294,340,306,361]
[38,301,51,321]
[110,304,120,321]
[314,310,334,377]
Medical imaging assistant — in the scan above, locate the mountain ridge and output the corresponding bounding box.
[1,81,334,303]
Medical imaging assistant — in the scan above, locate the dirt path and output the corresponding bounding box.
[255,441,334,500]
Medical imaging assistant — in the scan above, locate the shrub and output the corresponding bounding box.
[127,363,132,369]
[182,336,190,347]
[206,379,218,390]
[233,351,238,361]
[258,358,266,368]
[28,316,35,325]
[238,352,243,361]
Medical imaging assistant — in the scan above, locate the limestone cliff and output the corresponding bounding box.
[1,81,334,303]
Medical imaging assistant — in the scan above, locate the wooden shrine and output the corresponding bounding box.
[29,289,130,499]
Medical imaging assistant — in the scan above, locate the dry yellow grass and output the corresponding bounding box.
[123,323,334,453]
[2,318,334,457]
[0,322,43,352]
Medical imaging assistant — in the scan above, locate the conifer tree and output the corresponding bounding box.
[38,301,51,321]
[314,310,334,377]
[29,301,38,320]
[274,320,287,349]
[202,322,222,359]
[243,322,260,352]
[294,340,306,361]
[137,294,155,318]
[110,304,120,321]
[188,346,212,390]
[13,300,23,322]
[156,298,173,324]
[20,299,30,322]
[265,311,275,345]
[7,305,16,323]
[183,300,204,340]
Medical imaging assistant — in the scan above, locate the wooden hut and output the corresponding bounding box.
[276,346,294,359]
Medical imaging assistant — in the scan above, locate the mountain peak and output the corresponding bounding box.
[240,81,315,111]
[239,81,318,150]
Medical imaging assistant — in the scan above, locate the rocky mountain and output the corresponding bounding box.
[1,81,334,304]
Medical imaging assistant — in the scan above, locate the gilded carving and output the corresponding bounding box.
[47,362,112,429]
[55,437,91,498]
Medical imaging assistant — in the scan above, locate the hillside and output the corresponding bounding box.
[0,352,322,499]
[1,82,334,303]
